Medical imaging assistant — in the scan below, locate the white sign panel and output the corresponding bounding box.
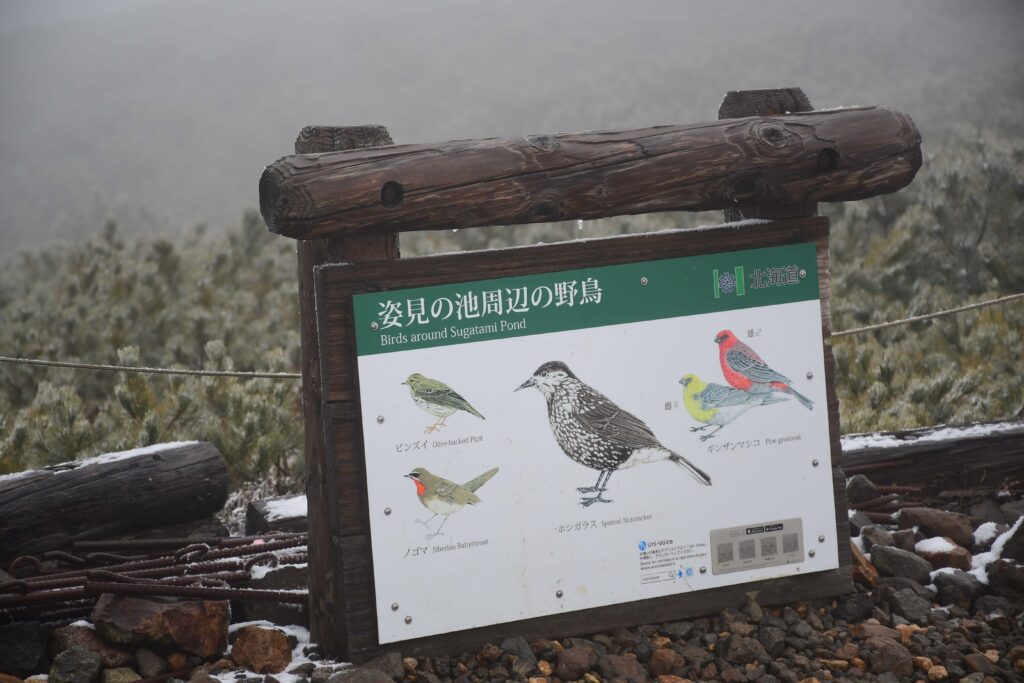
[350,242,838,643]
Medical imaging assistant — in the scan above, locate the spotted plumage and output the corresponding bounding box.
[516,361,711,506]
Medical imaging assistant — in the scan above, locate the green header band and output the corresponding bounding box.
[353,242,819,356]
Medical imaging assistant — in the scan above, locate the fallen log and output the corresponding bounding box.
[0,442,229,562]
[245,494,307,535]
[259,105,921,240]
[840,420,1024,492]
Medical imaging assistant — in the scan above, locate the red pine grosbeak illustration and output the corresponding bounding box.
[714,329,814,410]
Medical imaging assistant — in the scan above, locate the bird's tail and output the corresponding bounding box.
[669,453,712,486]
[785,386,814,411]
[462,467,499,492]
[465,404,485,419]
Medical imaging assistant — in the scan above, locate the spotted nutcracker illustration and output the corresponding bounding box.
[405,466,498,539]
[516,361,712,507]
[714,330,814,410]
[402,373,485,433]
[679,373,788,441]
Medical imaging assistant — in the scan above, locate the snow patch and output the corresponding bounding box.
[852,535,866,555]
[68,619,95,630]
[974,522,999,545]
[970,516,1023,584]
[264,494,307,521]
[0,441,199,482]
[929,566,957,580]
[842,421,1021,451]
[250,561,307,582]
[916,537,956,554]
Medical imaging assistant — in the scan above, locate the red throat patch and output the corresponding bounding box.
[413,479,426,496]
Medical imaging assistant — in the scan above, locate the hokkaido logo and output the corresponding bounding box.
[713,266,746,299]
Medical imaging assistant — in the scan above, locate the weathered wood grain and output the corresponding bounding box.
[0,442,227,562]
[841,420,1024,491]
[295,125,399,655]
[314,217,853,659]
[260,106,921,239]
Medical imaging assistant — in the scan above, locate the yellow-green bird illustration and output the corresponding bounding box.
[405,466,498,538]
[402,373,485,433]
[680,373,787,441]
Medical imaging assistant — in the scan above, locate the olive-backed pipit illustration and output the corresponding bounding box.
[516,361,712,507]
[402,373,485,433]
[680,373,787,441]
[715,330,814,410]
[405,466,499,539]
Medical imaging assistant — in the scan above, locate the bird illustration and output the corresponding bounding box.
[402,373,485,433]
[714,330,814,410]
[680,373,788,441]
[516,361,711,507]
[405,466,498,538]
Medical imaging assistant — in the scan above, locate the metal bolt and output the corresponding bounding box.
[799,269,807,278]
[384,507,392,516]
[391,603,399,611]
[818,535,825,543]
[806,371,814,380]
[370,321,379,331]
[699,566,707,574]
[812,459,820,467]
[555,589,564,598]
[640,276,649,286]
[376,415,385,424]
[404,616,412,624]
[809,549,816,558]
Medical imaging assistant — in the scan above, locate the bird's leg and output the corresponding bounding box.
[576,469,609,493]
[579,470,614,507]
[427,515,450,539]
[700,425,725,442]
[415,513,438,527]
[424,416,445,434]
[690,425,710,432]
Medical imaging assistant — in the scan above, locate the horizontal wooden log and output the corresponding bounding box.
[0,442,229,562]
[840,420,1024,491]
[260,106,921,240]
[245,494,308,535]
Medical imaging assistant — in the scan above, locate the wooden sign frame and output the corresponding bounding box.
[311,217,849,660]
[267,88,920,660]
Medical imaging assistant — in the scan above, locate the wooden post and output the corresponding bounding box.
[294,125,399,655]
[718,87,852,595]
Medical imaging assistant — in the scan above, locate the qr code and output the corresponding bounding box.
[783,533,799,554]
[717,543,734,563]
[761,536,778,557]
[739,539,755,560]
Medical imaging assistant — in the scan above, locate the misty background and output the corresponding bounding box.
[2,0,1023,251]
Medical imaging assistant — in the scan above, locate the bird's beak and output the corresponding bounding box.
[515,377,535,392]
[679,377,688,386]
[714,334,724,344]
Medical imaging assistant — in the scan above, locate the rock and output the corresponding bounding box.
[135,648,168,678]
[851,542,879,587]
[661,621,695,640]
[101,669,141,683]
[49,646,102,683]
[597,653,648,682]
[849,623,900,641]
[986,559,1024,601]
[648,648,684,676]
[933,570,986,609]
[836,592,874,622]
[1001,519,1024,561]
[888,588,931,625]
[91,595,229,658]
[50,625,134,670]
[897,507,973,548]
[723,635,768,665]
[862,636,912,678]
[477,643,502,664]
[0,622,49,678]
[555,645,598,680]
[758,626,786,658]
[1001,499,1024,524]
[860,525,893,551]
[501,636,536,665]
[973,594,1012,615]
[231,625,292,675]
[849,511,873,535]
[963,653,994,674]
[970,500,1007,525]
[0,675,23,683]
[926,664,948,680]
[870,545,933,584]
[743,595,763,623]
[847,475,879,504]
[914,537,972,571]
[890,529,917,552]
[326,670,393,683]
[363,652,404,682]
